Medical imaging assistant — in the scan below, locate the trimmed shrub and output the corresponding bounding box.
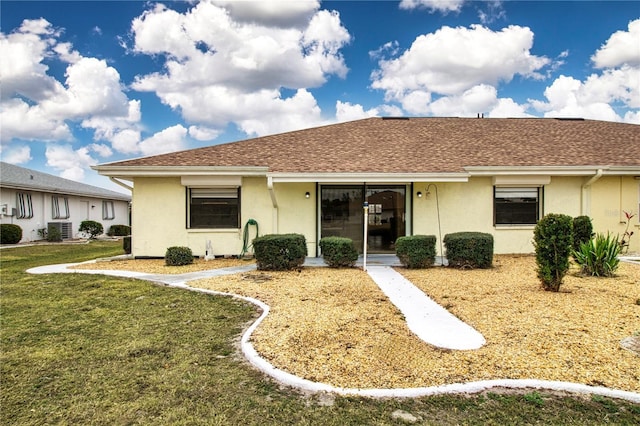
[108,224,131,237]
[79,220,103,239]
[319,236,358,268]
[47,224,62,242]
[165,246,193,266]
[253,233,307,271]
[533,213,573,292]
[395,235,437,268]
[572,215,593,253]
[0,224,22,244]
[123,236,132,255]
[574,233,620,277]
[443,232,494,269]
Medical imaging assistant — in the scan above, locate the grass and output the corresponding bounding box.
[1,242,639,425]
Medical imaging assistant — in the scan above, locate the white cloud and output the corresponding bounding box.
[529,73,638,122]
[130,1,350,137]
[45,144,97,181]
[89,143,113,158]
[592,19,640,68]
[1,145,32,164]
[138,125,188,156]
[188,125,221,141]
[212,0,319,28]
[335,101,380,122]
[428,84,498,116]
[371,24,550,103]
[399,0,465,13]
[0,17,142,157]
[530,19,640,124]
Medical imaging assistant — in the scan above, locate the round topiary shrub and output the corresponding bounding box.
[533,213,573,292]
[107,224,131,237]
[319,236,359,268]
[79,220,104,239]
[165,246,193,266]
[395,235,437,268]
[1,224,23,244]
[572,215,593,253]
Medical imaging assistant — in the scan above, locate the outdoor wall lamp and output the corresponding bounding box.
[417,191,422,198]
[305,192,310,199]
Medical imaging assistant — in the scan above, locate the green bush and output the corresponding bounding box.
[253,233,307,271]
[108,224,131,236]
[572,216,593,253]
[573,233,620,277]
[79,220,104,239]
[0,224,22,244]
[123,236,132,255]
[319,237,359,268]
[46,224,62,242]
[533,213,573,292]
[165,246,193,266]
[395,235,437,268]
[443,232,493,269]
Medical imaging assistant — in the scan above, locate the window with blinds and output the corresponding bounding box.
[16,192,33,219]
[102,201,115,220]
[188,188,240,229]
[494,187,541,225]
[52,196,70,219]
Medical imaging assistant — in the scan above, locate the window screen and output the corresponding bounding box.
[16,192,33,219]
[52,196,70,219]
[189,188,240,229]
[494,187,540,225]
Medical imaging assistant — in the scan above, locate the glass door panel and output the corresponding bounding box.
[321,186,364,252]
[366,186,406,253]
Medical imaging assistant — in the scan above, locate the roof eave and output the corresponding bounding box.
[93,165,270,179]
[269,172,470,183]
[0,183,130,201]
[465,166,640,176]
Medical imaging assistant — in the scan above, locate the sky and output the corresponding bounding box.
[1,1,639,194]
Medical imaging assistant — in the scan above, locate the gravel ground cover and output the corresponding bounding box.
[191,255,639,392]
[72,257,253,274]
[70,254,639,393]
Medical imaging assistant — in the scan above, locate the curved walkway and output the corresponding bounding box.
[26,261,640,403]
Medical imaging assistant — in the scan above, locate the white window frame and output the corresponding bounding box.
[494,186,542,226]
[16,192,33,219]
[52,196,70,219]
[187,187,240,229]
[102,200,115,220]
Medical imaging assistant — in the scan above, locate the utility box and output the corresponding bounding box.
[48,222,73,239]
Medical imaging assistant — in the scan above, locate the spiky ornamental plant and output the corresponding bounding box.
[574,233,621,277]
[533,213,573,292]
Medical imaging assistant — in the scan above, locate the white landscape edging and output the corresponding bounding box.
[26,262,640,403]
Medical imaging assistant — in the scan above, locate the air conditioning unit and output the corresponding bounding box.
[47,222,73,239]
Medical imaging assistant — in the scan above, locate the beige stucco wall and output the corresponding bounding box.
[130,175,639,257]
[589,176,639,254]
[130,177,318,257]
[413,176,614,255]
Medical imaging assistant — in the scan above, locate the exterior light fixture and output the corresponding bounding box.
[305,192,310,198]
[417,191,422,198]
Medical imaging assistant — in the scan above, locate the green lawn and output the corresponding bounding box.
[1,241,639,425]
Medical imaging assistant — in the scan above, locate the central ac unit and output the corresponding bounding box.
[48,222,73,239]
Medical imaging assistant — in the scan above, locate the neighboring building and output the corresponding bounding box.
[95,117,640,258]
[0,162,131,242]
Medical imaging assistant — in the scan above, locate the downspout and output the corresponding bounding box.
[267,176,279,233]
[109,177,133,192]
[581,169,603,215]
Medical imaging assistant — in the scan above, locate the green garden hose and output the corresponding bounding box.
[240,219,259,257]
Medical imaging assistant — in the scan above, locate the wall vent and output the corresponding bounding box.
[48,222,73,239]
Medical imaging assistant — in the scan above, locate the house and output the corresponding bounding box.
[0,162,131,242]
[94,117,640,258]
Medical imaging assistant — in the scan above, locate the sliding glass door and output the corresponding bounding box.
[320,185,406,253]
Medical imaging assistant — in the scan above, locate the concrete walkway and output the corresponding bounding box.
[367,266,485,350]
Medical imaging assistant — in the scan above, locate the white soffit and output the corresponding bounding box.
[181,176,241,187]
[493,176,551,186]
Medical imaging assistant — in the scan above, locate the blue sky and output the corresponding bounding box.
[1,1,639,193]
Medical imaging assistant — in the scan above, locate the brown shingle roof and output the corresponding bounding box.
[101,117,640,174]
